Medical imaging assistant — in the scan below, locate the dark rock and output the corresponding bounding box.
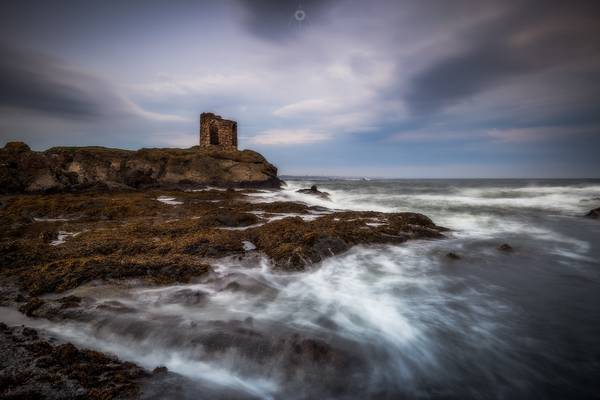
[311,235,348,257]
[289,336,333,363]
[585,207,600,219]
[223,282,242,292]
[214,212,259,227]
[309,205,332,213]
[58,295,82,309]
[296,185,330,199]
[165,289,208,306]
[21,327,38,338]
[4,141,31,153]
[446,252,461,260]
[96,300,137,314]
[152,366,169,375]
[0,324,148,399]
[498,243,514,252]
[39,230,56,243]
[200,325,268,357]
[18,298,45,317]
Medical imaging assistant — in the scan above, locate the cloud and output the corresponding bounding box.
[130,73,263,99]
[389,130,480,142]
[0,43,182,122]
[273,98,340,117]
[248,129,331,145]
[402,1,600,115]
[404,43,533,114]
[234,0,336,42]
[486,124,600,143]
[1,1,600,176]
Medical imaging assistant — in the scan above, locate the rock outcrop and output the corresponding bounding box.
[585,207,600,219]
[0,142,281,193]
[0,323,148,399]
[498,243,514,251]
[0,189,447,295]
[296,185,330,199]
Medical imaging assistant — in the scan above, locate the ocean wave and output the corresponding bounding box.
[21,243,523,398]
[255,181,600,216]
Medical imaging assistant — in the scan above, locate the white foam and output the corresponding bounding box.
[217,223,265,231]
[269,181,600,216]
[33,217,73,222]
[156,196,183,205]
[245,182,343,210]
[50,231,81,246]
[32,320,279,399]
[242,241,256,251]
[189,186,229,192]
[366,222,386,227]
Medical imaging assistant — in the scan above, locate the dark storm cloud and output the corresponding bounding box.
[235,0,337,41]
[404,1,600,115]
[405,42,533,114]
[0,44,144,120]
[0,45,106,118]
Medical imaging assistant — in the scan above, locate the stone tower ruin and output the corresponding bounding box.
[199,112,238,149]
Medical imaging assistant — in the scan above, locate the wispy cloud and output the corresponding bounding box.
[249,129,331,145]
[0,43,183,122]
[130,73,263,99]
[486,125,600,142]
[273,98,340,117]
[389,130,481,142]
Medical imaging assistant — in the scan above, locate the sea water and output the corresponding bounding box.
[11,179,600,399]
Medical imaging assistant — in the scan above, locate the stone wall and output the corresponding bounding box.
[199,113,238,149]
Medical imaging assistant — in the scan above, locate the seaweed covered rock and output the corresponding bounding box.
[0,190,446,294]
[247,211,446,270]
[20,255,212,295]
[0,324,148,399]
[0,141,281,193]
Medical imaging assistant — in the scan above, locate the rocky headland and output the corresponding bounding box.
[0,141,281,193]
[0,141,448,398]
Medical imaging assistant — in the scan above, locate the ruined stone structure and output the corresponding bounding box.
[199,112,238,149]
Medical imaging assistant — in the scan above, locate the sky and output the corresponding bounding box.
[1,0,600,178]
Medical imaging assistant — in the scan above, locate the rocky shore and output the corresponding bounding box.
[0,142,281,193]
[0,143,448,398]
[0,323,149,399]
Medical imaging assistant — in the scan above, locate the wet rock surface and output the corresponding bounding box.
[0,323,148,399]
